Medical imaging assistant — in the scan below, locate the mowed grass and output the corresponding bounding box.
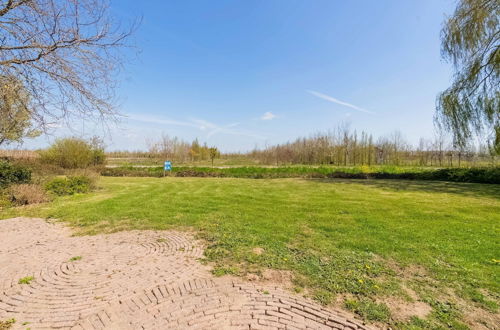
[2,177,499,328]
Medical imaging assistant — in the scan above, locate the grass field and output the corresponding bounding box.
[1,177,499,329]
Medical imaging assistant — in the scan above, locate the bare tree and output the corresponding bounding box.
[0,0,137,130]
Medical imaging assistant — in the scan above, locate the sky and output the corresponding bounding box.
[24,0,457,152]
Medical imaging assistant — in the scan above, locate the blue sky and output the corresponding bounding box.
[27,0,456,152]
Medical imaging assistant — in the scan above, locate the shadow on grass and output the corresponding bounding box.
[306,178,500,199]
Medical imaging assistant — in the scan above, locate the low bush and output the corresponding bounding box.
[45,175,97,196]
[39,137,105,169]
[8,184,49,205]
[100,167,163,177]
[425,167,500,183]
[0,160,31,187]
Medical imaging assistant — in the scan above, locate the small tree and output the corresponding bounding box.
[209,147,220,167]
[89,136,106,166]
[189,139,199,161]
[0,75,40,146]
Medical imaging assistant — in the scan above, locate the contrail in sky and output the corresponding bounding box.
[307,90,374,114]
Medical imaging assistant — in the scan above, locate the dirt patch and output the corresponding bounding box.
[384,284,433,321]
[381,296,432,321]
[462,306,500,330]
[252,247,264,255]
[244,268,294,289]
[456,295,500,330]
[261,269,294,285]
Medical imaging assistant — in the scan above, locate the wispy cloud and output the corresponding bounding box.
[307,90,374,114]
[190,118,265,139]
[127,113,265,140]
[260,112,277,120]
[127,114,200,129]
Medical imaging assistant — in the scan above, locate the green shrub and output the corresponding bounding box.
[100,166,164,177]
[45,175,96,196]
[0,160,31,187]
[426,167,500,184]
[68,175,94,193]
[39,137,105,169]
[45,178,72,195]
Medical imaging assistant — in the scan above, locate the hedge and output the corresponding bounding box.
[101,166,500,184]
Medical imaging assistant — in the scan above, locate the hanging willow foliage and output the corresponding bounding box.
[437,0,499,154]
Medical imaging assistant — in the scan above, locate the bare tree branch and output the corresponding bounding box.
[0,0,137,133]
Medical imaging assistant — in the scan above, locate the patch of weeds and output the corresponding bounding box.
[263,290,269,295]
[412,289,471,329]
[312,289,333,305]
[396,316,434,329]
[18,276,34,285]
[156,238,167,243]
[292,274,308,288]
[212,265,239,277]
[344,298,391,322]
[69,256,82,262]
[406,316,432,329]
[461,288,498,312]
[0,318,15,330]
[289,246,390,296]
[293,286,303,293]
[429,300,468,330]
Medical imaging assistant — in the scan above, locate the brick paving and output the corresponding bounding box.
[0,218,372,329]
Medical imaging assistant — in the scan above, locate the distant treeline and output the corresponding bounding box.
[249,127,494,167]
[108,135,217,163]
[107,126,497,167]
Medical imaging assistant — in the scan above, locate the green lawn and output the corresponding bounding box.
[2,177,499,329]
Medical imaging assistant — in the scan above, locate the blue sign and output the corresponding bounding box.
[164,161,172,171]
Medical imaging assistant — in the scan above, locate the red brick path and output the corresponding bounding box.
[0,218,371,330]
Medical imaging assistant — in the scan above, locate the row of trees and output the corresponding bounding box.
[248,126,495,167]
[145,135,220,164]
[107,125,494,167]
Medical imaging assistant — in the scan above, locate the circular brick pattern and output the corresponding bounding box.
[0,218,371,329]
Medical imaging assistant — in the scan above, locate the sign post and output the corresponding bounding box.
[164,161,172,177]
